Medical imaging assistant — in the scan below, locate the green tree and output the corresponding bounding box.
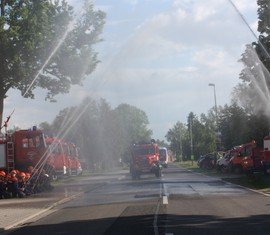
[187,112,215,159]
[112,103,153,162]
[0,0,105,125]
[217,103,270,149]
[166,121,188,161]
[218,103,249,149]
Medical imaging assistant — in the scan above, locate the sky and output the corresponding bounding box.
[3,0,258,140]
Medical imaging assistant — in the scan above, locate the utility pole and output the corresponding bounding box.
[179,130,183,161]
[189,115,194,165]
[208,83,218,126]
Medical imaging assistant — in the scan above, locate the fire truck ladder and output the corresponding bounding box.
[6,142,15,172]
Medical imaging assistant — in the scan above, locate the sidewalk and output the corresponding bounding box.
[0,180,100,233]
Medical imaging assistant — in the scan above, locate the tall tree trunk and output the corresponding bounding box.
[1,0,6,17]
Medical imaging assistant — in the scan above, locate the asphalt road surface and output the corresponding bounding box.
[8,164,270,235]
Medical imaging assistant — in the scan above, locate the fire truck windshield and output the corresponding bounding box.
[133,146,155,156]
[22,134,45,149]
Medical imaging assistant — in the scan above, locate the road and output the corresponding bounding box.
[7,164,270,235]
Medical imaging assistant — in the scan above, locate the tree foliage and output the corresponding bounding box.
[0,0,105,124]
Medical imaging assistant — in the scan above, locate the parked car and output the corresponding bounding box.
[197,153,216,170]
[217,150,235,173]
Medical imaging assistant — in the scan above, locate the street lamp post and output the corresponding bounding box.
[208,83,218,125]
[209,83,219,151]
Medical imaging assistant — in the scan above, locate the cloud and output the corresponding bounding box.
[105,0,256,68]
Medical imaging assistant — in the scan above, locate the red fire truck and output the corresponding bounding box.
[130,141,162,180]
[228,141,264,174]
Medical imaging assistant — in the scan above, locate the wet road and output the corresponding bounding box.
[8,164,270,235]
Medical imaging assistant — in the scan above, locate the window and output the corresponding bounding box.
[22,138,28,148]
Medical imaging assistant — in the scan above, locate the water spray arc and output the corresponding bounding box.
[227,0,270,60]
[228,0,270,118]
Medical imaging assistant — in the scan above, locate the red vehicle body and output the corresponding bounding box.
[0,128,47,172]
[68,143,82,175]
[46,138,82,176]
[46,137,70,176]
[229,141,263,174]
[130,142,162,179]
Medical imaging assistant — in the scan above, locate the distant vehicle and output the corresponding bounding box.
[197,153,216,170]
[130,141,162,179]
[159,147,168,168]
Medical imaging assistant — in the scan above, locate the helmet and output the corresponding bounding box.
[10,170,17,175]
[25,173,31,179]
[0,171,6,177]
[20,172,26,177]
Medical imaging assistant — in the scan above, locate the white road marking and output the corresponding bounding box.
[153,199,161,235]
[163,196,168,205]
[117,175,125,180]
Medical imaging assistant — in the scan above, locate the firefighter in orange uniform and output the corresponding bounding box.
[7,170,25,198]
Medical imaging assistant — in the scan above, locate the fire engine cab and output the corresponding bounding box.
[0,128,47,172]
